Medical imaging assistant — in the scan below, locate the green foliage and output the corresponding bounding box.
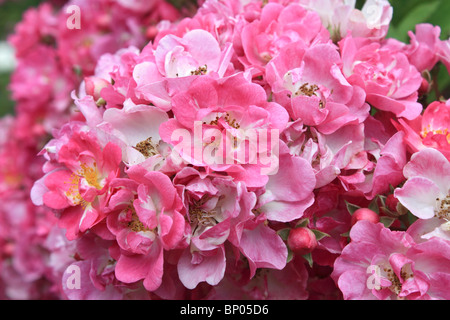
[0,0,45,116]
[387,0,450,42]
[355,0,450,41]
[383,0,450,101]
[0,73,13,117]
[0,0,43,40]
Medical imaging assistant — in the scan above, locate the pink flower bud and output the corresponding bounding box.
[84,76,109,101]
[419,78,430,96]
[145,25,159,40]
[287,227,318,255]
[351,208,380,226]
[385,194,399,212]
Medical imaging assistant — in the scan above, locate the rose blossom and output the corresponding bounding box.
[300,0,393,42]
[340,35,423,120]
[106,165,186,292]
[31,125,122,240]
[393,100,450,161]
[332,220,450,300]
[266,41,369,134]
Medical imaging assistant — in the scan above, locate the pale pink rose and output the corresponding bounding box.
[438,38,450,75]
[174,166,287,289]
[266,42,369,134]
[236,2,329,71]
[159,73,288,188]
[352,130,407,200]
[106,165,186,292]
[257,142,316,222]
[405,24,441,72]
[300,0,392,41]
[340,36,423,120]
[332,220,450,300]
[154,29,230,78]
[133,29,234,111]
[174,167,255,289]
[282,119,368,189]
[407,217,450,244]
[99,98,175,170]
[395,148,450,221]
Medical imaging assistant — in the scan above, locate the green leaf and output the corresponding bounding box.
[345,201,360,215]
[380,216,396,228]
[388,0,440,42]
[310,229,330,241]
[286,248,294,264]
[368,197,379,214]
[407,212,419,226]
[302,252,313,268]
[277,228,290,241]
[378,195,387,208]
[295,218,310,228]
[426,0,450,38]
[340,231,350,238]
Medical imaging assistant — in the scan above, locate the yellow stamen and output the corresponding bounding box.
[65,162,102,207]
[190,65,208,76]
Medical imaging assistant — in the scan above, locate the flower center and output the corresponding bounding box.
[65,162,102,207]
[295,83,319,97]
[128,212,150,233]
[207,112,241,129]
[121,204,155,233]
[381,266,413,297]
[189,207,217,226]
[134,137,159,158]
[188,196,218,227]
[190,64,208,76]
[436,196,450,220]
[421,125,450,144]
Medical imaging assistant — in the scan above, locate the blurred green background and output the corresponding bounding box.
[1,0,450,117]
[0,0,42,117]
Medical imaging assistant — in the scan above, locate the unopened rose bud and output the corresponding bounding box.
[287,227,318,255]
[351,208,380,226]
[84,76,109,101]
[419,78,430,96]
[96,13,111,30]
[145,25,159,40]
[385,194,408,216]
[385,194,399,212]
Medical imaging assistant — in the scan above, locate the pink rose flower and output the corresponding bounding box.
[395,148,450,221]
[133,29,234,111]
[159,73,288,188]
[300,0,392,41]
[106,165,186,292]
[405,24,441,73]
[174,166,287,289]
[340,36,423,120]
[235,2,329,71]
[438,38,450,75]
[393,100,450,161]
[31,126,122,240]
[332,220,450,300]
[266,41,369,134]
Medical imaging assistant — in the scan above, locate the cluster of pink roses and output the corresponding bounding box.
[2,0,450,300]
[0,0,181,299]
